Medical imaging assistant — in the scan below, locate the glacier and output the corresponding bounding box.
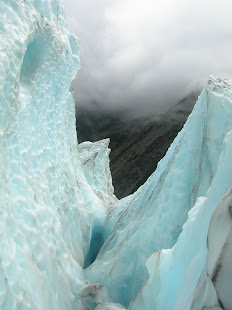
[1,0,232,309]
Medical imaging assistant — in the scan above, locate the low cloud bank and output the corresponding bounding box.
[64,0,232,116]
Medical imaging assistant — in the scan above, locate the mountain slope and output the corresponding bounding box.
[76,92,199,198]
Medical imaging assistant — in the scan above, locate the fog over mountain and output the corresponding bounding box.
[64,0,232,116]
[77,91,199,198]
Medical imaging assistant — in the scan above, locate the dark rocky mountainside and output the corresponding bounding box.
[76,92,199,199]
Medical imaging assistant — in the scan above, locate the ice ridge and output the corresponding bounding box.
[86,76,232,309]
[1,0,232,309]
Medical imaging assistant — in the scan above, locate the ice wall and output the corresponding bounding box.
[86,77,232,309]
[0,1,115,309]
[1,1,232,310]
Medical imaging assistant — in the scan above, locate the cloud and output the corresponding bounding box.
[64,0,232,116]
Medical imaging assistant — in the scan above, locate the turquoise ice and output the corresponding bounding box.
[86,77,232,310]
[1,0,232,309]
[0,1,112,309]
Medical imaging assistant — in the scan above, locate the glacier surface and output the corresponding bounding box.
[1,0,232,309]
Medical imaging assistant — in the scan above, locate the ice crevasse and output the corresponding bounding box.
[1,0,232,309]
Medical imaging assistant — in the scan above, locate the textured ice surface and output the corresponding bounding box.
[191,185,232,310]
[0,1,114,309]
[1,1,232,310]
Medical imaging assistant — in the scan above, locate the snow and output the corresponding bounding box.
[1,0,232,309]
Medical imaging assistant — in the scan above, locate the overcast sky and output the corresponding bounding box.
[64,0,232,116]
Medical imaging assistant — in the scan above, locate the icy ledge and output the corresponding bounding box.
[1,1,232,310]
